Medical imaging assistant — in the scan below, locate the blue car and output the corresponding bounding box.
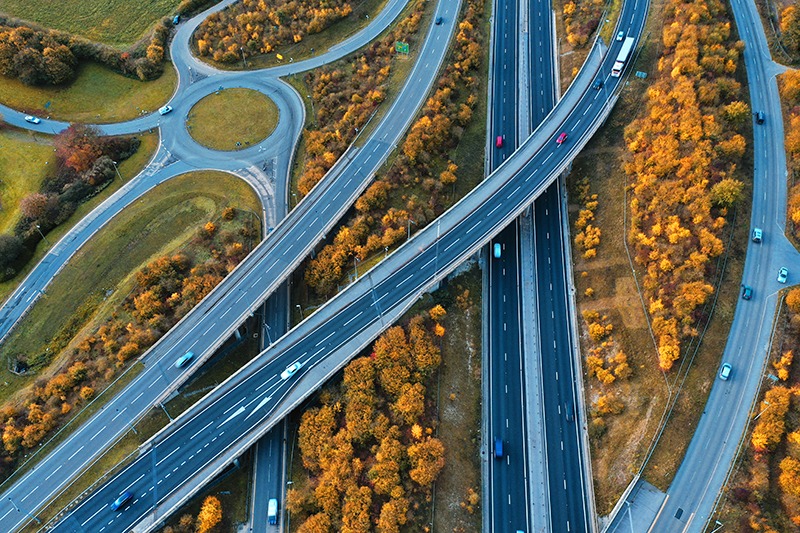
[110,491,133,511]
[174,351,194,368]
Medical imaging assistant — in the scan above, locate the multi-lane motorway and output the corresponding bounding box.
[44,0,650,527]
[4,0,738,530]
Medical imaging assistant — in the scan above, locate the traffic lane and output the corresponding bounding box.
[489,225,529,531]
[533,184,587,533]
[489,0,519,168]
[528,0,555,120]
[534,186,569,531]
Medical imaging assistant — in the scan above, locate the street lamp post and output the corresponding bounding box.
[264,322,273,345]
[754,401,771,420]
[354,256,360,278]
[407,218,416,240]
[111,160,122,181]
[35,224,49,246]
[296,304,304,319]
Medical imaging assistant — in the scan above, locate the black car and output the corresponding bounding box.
[435,16,443,25]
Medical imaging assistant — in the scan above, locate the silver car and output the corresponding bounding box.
[778,267,789,284]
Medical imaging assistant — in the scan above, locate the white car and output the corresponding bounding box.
[24,115,41,124]
[158,105,173,115]
[719,363,732,381]
[616,31,625,41]
[280,361,303,380]
[778,267,789,284]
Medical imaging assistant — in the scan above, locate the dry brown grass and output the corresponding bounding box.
[567,0,754,511]
[431,267,483,531]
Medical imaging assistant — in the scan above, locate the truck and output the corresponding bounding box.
[611,36,635,77]
[267,498,278,525]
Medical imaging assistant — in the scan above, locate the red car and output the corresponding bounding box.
[556,132,568,145]
[496,135,504,148]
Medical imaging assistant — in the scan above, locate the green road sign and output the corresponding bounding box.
[395,41,409,54]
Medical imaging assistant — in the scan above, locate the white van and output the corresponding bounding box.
[267,498,278,525]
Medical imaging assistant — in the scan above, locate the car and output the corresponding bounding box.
[159,105,173,115]
[110,491,133,511]
[493,242,502,258]
[778,267,789,284]
[756,111,765,124]
[174,351,194,368]
[494,437,504,459]
[752,228,762,243]
[435,16,443,25]
[719,363,732,381]
[616,31,625,41]
[281,361,304,380]
[565,401,574,422]
[496,135,504,148]
[741,285,752,300]
[556,132,568,145]
[24,115,41,124]
[592,78,604,90]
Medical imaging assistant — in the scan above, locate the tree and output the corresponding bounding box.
[428,304,447,322]
[710,178,744,207]
[54,125,102,173]
[196,495,222,533]
[392,382,425,425]
[407,436,445,486]
[0,235,23,280]
[751,386,792,453]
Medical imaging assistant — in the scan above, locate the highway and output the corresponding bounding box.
[0,0,461,529]
[44,1,650,527]
[642,0,800,528]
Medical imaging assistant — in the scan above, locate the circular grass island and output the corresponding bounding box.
[187,88,279,151]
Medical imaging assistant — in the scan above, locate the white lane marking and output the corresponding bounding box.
[148,376,162,389]
[318,330,336,345]
[82,506,106,526]
[156,447,180,467]
[190,421,214,441]
[45,464,63,481]
[218,406,246,428]
[398,274,414,286]
[223,396,247,415]
[90,426,106,441]
[112,408,127,422]
[343,311,363,327]
[68,445,85,461]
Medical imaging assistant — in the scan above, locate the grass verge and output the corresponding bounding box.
[0,0,182,47]
[0,129,55,234]
[0,132,159,304]
[0,171,261,408]
[0,62,177,123]
[187,88,279,151]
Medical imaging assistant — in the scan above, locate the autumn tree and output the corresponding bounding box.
[196,496,222,533]
[407,436,445,486]
[752,386,792,453]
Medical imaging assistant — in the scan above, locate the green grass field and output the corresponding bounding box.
[0,62,176,123]
[0,171,261,407]
[0,132,160,304]
[187,88,279,151]
[0,0,182,47]
[0,130,55,234]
